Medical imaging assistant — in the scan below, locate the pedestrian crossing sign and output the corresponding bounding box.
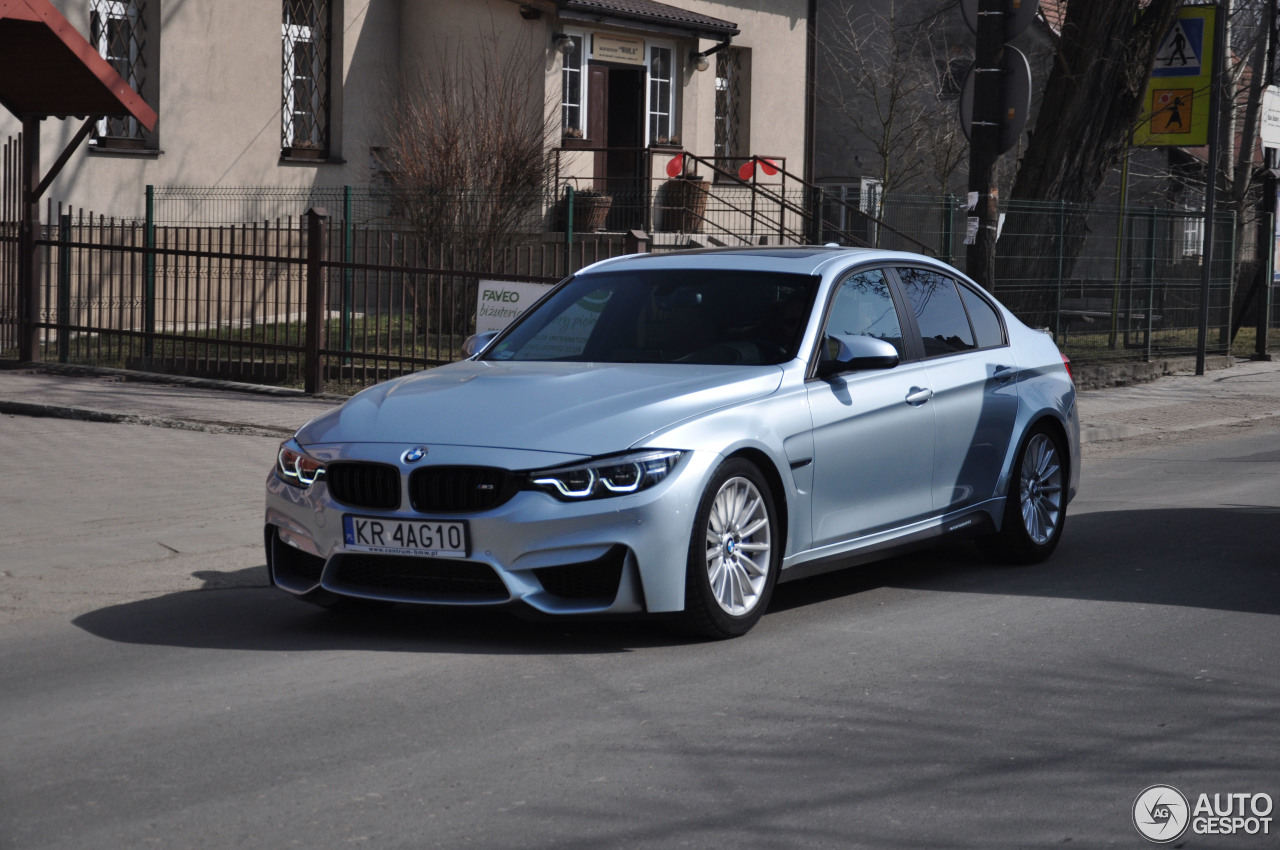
[1152,18,1204,77]
[1134,5,1215,147]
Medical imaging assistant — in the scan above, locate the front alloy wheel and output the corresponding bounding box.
[679,459,780,638]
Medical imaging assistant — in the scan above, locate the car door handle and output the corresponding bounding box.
[905,386,933,406]
[994,365,1017,384]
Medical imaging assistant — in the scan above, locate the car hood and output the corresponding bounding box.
[295,361,784,457]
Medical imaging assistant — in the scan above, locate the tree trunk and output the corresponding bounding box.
[995,0,1182,313]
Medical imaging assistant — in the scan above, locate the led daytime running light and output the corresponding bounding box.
[277,441,326,487]
[531,451,681,500]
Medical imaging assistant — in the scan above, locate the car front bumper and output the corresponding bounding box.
[264,447,719,615]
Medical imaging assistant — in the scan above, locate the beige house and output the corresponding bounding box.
[1,0,813,235]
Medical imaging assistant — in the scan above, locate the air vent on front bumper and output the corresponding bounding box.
[325,462,401,510]
[409,466,519,513]
[330,554,509,602]
[534,546,626,602]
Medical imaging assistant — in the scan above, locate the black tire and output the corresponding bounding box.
[676,458,781,639]
[980,423,1067,564]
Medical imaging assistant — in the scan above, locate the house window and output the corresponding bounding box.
[282,0,331,158]
[90,0,152,148]
[647,45,675,145]
[561,34,587,139]
[715,47,749,173]
[1180,190,1205,258]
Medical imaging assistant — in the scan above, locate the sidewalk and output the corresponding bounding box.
[2,358,1280,444]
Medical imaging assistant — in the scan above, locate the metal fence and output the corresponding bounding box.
[0,180,1275,392]
[0,202,618,391]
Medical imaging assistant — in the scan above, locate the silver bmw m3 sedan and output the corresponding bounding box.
[265,246,1079,638]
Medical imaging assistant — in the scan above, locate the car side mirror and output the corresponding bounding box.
[816,334,900,378]
[462,331,499,358]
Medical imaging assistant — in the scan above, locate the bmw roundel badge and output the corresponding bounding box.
[402,446,429,464]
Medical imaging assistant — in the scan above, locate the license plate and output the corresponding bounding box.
[342,516,469,558]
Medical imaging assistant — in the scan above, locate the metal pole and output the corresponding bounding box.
[1111,147,1131,349]
[1259,203,1275,359]
[18,117,40,362]
[1056,200,1066,343]
[304,207,328,394]
[144,184,155,358]
[965,0,1005,291]
[57,213,70,364]
[342,185,353,361]
[565,184,574,274]
[1196,0,1228,375]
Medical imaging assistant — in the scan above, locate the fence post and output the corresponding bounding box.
[1055,201,1066,343]
[624,229,650,254]
[809,186,825,245]
[942,195,955,263]
[144,184,155,358]
[17,118,41,362]
[342,185,353,361]
[304,207,328,394]
[57,213,70,363]
[564,184,574,274]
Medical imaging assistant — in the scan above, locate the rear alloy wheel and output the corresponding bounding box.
[678,459,780,639]
[981,425,1067,564]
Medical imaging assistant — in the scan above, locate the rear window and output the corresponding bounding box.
[897,268,976,357]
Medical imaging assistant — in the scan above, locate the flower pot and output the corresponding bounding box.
[657,177,708,233]
[556,192,613,232]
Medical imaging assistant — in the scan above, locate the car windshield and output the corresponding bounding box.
[483,269,819,365]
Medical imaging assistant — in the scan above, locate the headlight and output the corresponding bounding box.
[529,450,682,501]
[276,439,326,487]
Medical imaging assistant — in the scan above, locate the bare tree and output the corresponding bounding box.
[379,25,557,258]
[994,0,1182,320]
[820,0,940,199]
[376,24,558,345]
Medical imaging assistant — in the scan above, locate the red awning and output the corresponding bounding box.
[0,0,156,130]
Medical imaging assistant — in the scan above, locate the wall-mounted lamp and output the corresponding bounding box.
[553,32,575,56]
[691,40,732,72]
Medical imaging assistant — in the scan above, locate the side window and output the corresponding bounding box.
[714,47,750,174]
[282,0,332,159]
[824,269,905,358]
[647,45,676,144]
[897,268,976,357]
[958,284,1006,349]
[90,0,158,151]
[560,34,586,139]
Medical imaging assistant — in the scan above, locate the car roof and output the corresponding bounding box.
[577,245,960,279]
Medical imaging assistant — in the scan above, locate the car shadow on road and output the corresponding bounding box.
[770,505,1280,617]
[71,576,689,655]
[72,505,1279,653]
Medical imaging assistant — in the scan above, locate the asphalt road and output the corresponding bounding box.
[1,414,1278,849]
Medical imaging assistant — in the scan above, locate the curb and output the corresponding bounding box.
[0,400,294,439]
[0,360,349,403]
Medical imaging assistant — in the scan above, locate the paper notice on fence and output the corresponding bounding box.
[964,216,980,246]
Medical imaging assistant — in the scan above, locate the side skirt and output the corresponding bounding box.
[779,500,1002,585]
